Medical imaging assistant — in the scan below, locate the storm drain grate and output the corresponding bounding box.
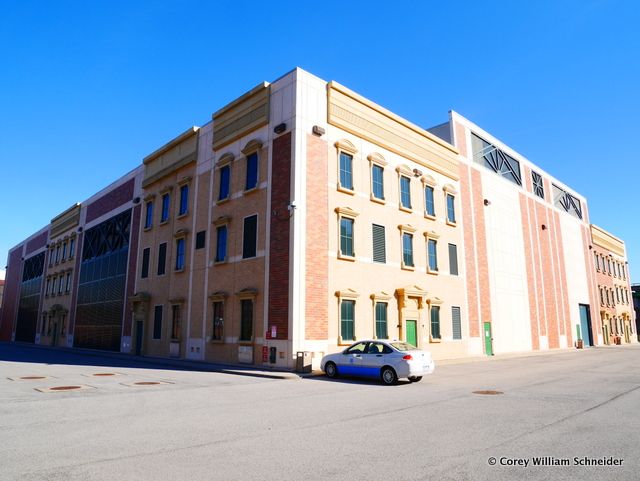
[473,390,504,395]
[92,373,116,377]
[50,385,82,391]
[20,376,46,380]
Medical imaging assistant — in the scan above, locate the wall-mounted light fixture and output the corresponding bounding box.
[541,224,547,230]
[413,168,423,177]
[483,199,491,206]
[312,125,325,136]
[274,123,287,134]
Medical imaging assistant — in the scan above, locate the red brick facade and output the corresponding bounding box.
[459,163,480,338]
[305,134,328,340]
[85,178,135,223]
[268,132,292,340]
[0,248,23,341]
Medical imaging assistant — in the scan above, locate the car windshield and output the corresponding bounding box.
[390,342,417,352]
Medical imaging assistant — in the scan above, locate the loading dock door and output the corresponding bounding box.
[579,304,593,347]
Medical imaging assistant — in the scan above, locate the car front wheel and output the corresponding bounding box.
[380,366,398,385]
[325,362,338,378]
[408,376,423,383]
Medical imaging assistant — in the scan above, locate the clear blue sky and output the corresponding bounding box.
[1,0,638,281]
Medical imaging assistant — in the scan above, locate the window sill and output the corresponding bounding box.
[427,269,439,276]
[337,253,356,262]
[216,198,230,205]
[337,185,355,196]
[429,337,442,343]
[177,212,188,219]
[424,213,436,221]
[370,195,385,205]
[401,265,415,271]
[214,259,227,265]
[238,340,254,346]
[338,337,356,346]
[174,268,186,273]
[243,186,259,195]
[399,206,412,214]
[446,220,457,227]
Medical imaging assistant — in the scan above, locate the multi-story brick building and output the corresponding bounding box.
[0,68,635,369]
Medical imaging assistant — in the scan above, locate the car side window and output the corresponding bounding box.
[381,344,393,354]
[345,342,368,354]
[367,343,383,354]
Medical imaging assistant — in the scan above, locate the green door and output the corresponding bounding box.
[483,322,493,356]
[406,320,417,348]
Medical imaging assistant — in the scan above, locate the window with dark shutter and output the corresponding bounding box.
[240,299,253,341]
[195,231,206,250]
[448,243,458,276]
[153,305,163,340]
[242,215,257,259]
[372,224,386,263]
[452,306,462,340]
[157,243,167,275]
[141,248,150,278]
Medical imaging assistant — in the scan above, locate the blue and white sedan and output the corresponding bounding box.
[320,340,435,385]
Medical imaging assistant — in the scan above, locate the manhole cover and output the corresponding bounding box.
[92,373,116,377]
[134,381,160,386]
[49,386,82,391]
[20,376,46,380]
[473,390,504,395]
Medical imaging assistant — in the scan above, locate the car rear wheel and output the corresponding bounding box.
[380,366,398,385]
[408,376,423,383]
[325,362,338,378]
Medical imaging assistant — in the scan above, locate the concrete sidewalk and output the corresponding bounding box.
[0,342,300,380]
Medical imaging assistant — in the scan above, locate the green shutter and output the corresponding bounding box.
[341,300,355,340]
[430,306,441,339]
[375,302,388,339]
[372,224,386,263]
[452,306,461,340]
[448,243,458,275]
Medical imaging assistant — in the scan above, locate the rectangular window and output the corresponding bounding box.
[55,245,60,263]
[448,243,458,275]
[245,152,258,190]
[594,253,600,271]
[62,242,67,260]
[339,152,353,190]
[65,272,71,292]
[446,194,456,224]
[175,238,185,271]
[371,164,384,200]
[69,238,75,258]
[425,185,435,217]
[141,248,150,278]
[215,225,228,262]
[431,306,441,339]
[171,305,181,340]
[49,249,54,267]
[218,165,230,201]
[340,300,355,341]
[178,184,189,216]
[428,239,438,272]
[161,193,170,223]
[240,299,253,342]
[58,275,64,294]
[375,302,388,339]
[242,215,258,259]
[402,233,414,267]
[452,306,462,340]
[195,230,206,250]
[212,301,224,341]
[45,278,51,296]
[153,305,163,340]
[532,171,545,199]
[472,133,522,186]
[52,276,58,295]
[157,242,167,275]
[372,224,386,263]
[340,217,354,257]
[145,201,153,228]
[400,176,411,209]
[599,287,604,305]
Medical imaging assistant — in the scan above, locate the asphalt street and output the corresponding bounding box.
[1,343,639,481]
